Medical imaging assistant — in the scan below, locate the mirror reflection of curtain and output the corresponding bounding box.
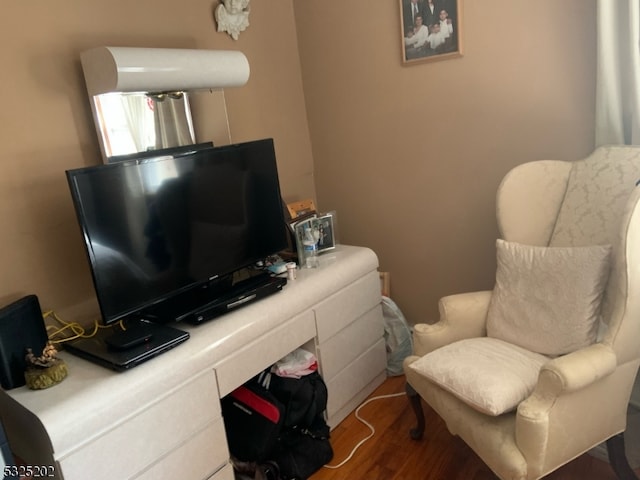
[595,0,640,146]
[153,96,194,150]
[122,95,154,152]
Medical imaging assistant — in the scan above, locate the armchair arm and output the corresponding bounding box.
[515,343,617,477]
[412,290,492,356]
[539,343,617,394]
[519,343,617,417]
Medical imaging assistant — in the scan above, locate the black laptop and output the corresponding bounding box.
[64,321,189,372]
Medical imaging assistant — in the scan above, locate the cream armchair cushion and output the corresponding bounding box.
[407,337,548,416]
[486,239,612,356]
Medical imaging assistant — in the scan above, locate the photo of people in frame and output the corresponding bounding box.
[401,0,461,64]
[316,213,336,253]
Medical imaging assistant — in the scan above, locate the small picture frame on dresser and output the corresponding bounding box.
[286,199,316,219]
[287,211,317,234]
[316,211,337,253]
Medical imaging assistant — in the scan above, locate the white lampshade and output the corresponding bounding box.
[81,46,250,96]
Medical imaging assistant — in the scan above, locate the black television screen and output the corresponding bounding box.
[67,138,288,325]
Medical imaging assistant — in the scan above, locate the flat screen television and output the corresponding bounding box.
[66,138,288,325]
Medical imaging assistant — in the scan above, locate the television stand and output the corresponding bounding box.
[0,245,386,480]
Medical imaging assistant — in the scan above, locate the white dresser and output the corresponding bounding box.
[0,245,386,480]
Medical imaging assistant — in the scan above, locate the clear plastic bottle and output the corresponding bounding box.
[302,227,319,268]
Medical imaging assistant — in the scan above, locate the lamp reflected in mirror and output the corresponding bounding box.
[91,91,195,160]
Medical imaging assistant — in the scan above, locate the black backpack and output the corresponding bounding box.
[224,370,334,480]
[259,370,328,428]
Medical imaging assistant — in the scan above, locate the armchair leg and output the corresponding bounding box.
[406,382,425,440]
[606,433,639,480]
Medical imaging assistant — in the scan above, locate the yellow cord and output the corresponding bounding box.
[42,310,126,345]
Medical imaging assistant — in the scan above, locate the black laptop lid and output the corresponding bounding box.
[65,323,189,371]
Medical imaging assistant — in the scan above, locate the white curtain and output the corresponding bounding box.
[122,95,153,152]
[595,0,640,146]
[153,95,194,150]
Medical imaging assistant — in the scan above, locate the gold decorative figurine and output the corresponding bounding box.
[24,342,67,390]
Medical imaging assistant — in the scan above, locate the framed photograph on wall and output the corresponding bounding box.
[400,0,463,65]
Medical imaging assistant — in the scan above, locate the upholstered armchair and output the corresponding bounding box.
[404,146,640,480]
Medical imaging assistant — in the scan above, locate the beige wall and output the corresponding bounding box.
[1,0,597,328]
[294,0,598,323]
[1,1,314,321]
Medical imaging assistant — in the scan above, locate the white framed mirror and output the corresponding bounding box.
[91,91,195,160]
[80,46,250,163]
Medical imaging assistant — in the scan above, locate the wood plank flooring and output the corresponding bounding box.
[310,375,640,480]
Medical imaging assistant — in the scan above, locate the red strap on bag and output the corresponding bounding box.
[231,386,282,424]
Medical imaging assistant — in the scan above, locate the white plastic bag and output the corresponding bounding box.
[382,295,412,376]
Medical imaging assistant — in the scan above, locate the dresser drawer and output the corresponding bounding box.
[325,338,387,419]
[58,369,220,480]
[134,418,229,480]
[317,305,383,382]
[314,270,381,343]
[214,310,316,397]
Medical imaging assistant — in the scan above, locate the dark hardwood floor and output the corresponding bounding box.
[310,375,640,480]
